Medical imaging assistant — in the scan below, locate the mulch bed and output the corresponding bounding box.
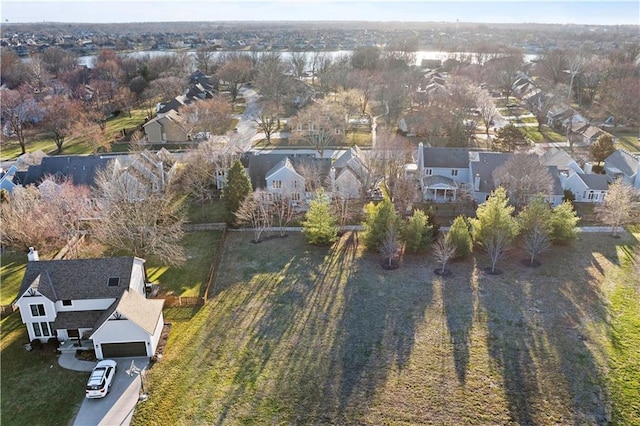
[434,268,452,276]
[482,267,503,275]
[521,259,542,268]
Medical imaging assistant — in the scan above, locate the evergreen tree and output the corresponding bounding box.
[361,198,400,251]
[222,159,252,222]
[302,189,338,245]
[550,201,580,244]
[518,196,553,265]
[402,209,433,253]
[447,215,473,259]
[590,133,615,165]
[471,187,519,272]
[492,124,527,152]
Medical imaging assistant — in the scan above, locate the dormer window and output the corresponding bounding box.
[107,277,120,287]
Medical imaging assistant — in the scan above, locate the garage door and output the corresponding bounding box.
[101,342,147,358]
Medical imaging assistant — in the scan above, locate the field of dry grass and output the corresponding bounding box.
[132,230,639,425]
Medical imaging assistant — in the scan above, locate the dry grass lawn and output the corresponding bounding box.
[132,230,639,425]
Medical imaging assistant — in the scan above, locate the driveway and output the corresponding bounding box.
[73,358,149,426]
[227,86,260,153]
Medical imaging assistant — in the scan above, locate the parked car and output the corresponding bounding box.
[86,360,117,399]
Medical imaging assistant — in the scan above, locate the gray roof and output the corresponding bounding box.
[578,173,609,191]
[605,150,639,177]
[423,175,458,188]
[54,310,105,331]
[21,155,110,187]
[469,152,509,193]
[547,166,564,195]
[91,289,164,337]
[241,152,331,189]
[540,147,576,171]
[422,147,471,169]
[19,257,137,302]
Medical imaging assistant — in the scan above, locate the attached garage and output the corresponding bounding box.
[101,342,147,358]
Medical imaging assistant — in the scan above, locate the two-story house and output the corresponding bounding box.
[14,252,164,359]
[603,149,640,189]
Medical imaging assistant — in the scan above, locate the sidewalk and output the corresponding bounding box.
[58,352,96,372]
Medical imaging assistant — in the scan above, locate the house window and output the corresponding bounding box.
[292,193,301,201]
[41,322,51,337]
[296,123,302,131]
[451,169,458,177]
[33,322,41,337]
[293,181,299,188]
[62,300,72,306]
[107,277,120,287]
[335,128,341,134]
[30,304,45,317]
[425,169,433,176]
[273,180,282,189]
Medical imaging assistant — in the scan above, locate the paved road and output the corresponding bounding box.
[73,358,149,426]
[226,86,260,153]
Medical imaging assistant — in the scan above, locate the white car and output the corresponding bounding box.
[86,360,117,399]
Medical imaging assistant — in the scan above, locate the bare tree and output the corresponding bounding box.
[486,54,523,101]
[253,101,280,145]
[493,153,553,210]
[289,51,308,80]
[371,130,414,203]
[475,88,498,136]
[181,96,234,136]
[217,54,252,102]
[566,51,586,102]
[380,224,401,268]
[1,86,44,154]
[195,47,217,75]
[272,186,296,237]
[235,189,274,243]
[290,100,347,158]
[41,95,84,153]
[433,235,456,274]
[91,162,186,265]
[595,180,639,237]
[332,194,354,228]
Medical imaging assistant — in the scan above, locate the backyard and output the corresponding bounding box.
[132,230,639,425]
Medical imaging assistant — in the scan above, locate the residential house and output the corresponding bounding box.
[265,158,306,203]
[417,144,472,202]
[539,147,584,175]
[18,155,111,188]
[331,146,371,198]
[563,172,609,202]
[142,109,190,144]
[570,124,612,146]
[110,149,177,195]
[468,151,510,203]
[0,165,19,193]
[14,253,164,359]
[603,149,640,189]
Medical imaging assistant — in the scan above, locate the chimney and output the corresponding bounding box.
[584,162,593,174]
[27,247,39,262]
[474,174,480,192]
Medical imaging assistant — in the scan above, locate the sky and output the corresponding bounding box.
[1,0,639,25]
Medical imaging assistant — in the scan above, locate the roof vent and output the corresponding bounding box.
[107,277,120,287]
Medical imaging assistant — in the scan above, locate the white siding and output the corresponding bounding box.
[149,311,164,355]
[92,320,151,359]
[55,298,115,312]
[129,259,146,295]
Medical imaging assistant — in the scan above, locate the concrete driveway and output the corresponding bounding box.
[73,358,149,426]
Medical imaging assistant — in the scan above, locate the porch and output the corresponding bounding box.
[58,338,94,354]
[422,176,460,202]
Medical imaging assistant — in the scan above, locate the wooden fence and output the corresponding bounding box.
[160,295,205,307]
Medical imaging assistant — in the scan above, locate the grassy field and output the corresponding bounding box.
[0,250,29,306]
[186,198,229,224]
[520,125,566,143]
[611,130,640,152]
[146,231,223,298]
[132,230,639,425]
[0,109,148,160]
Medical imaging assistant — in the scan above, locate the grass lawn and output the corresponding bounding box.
[187,198,229,224]
[1,313,87,426]
[0,109,148,161]
[611,130,640,152]
[0,250,29,306]
[521,126,566,144]
[146,231,223,298]
[132,230,639,425]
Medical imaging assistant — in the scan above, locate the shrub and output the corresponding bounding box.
[30,339,43,351]
[361,199,400,251]
[447,215,473,259]
[302,189,338,245]
[550,201,580,244]
[402,210,433,253]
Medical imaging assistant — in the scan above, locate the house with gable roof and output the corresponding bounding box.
[563,172,609,202]
[142,109,190,144]
[330,146,371,198]
[14,252,164,359]
[603,149,640,189]
[417,144,471,202]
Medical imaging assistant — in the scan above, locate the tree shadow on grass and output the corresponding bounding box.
[443,271,474,385]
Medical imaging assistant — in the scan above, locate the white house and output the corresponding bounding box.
[563,173,609,202]
[265,157,306,203]
[14,253,164,359]
[603,149,640,189]
[331,146,371,198]
[417,144,471,202]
